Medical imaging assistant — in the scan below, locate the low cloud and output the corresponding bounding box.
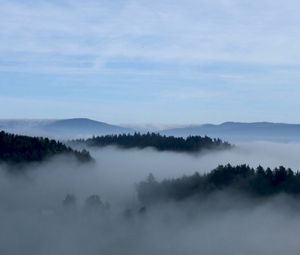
[1,142,300,254]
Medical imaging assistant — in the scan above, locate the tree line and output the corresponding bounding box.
[76,132,232,153]
[0,131,92,164]
[137,164,300,204]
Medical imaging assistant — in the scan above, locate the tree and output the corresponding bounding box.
[63,194,77,209]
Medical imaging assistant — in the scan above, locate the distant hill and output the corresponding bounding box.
[2,119,300,142]
[161,122,300,142]
[0,131,92,165]
[0,118,133,138]
[44,118,133,137]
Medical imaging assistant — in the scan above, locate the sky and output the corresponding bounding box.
[1,0,300,125]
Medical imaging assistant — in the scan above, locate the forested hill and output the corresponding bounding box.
[137,164,300,204]
[0,131,92,164]
[76,133,232,153]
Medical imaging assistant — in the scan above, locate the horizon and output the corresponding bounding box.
[2,117,300,129]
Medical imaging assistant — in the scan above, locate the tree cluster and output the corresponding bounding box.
[0,131,92,164]
[137,164,300,204]
[62,194,110,213]
[78,132,232,153]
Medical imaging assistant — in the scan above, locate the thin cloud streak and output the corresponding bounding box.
[1,0,300,72]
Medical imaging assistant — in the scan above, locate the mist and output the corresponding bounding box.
[1,142,300,254]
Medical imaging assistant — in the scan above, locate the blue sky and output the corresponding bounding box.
[1,0,300,125]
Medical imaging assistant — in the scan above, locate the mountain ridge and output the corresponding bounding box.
[1,119,300,142]
[161,122,300,142]
[0,118,134,138]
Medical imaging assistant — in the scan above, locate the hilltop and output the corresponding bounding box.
[0,131,92,165]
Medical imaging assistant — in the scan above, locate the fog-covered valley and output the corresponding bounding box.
[2,0,300,253]
[2,142,300,254]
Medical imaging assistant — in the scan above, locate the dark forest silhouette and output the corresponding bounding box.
[137,164,300,204]
[76,132,232,153]
[0,131,92,164]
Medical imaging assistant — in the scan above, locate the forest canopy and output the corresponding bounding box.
[76,132,232,153]
[137,164,300,204]
[0,131,92,164]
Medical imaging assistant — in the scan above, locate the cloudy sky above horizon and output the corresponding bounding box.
[1,0,300,125]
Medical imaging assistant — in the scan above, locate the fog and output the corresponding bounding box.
[2,142,300,254]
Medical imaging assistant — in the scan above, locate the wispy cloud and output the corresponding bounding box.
[1,0,300,72]
[1,0,300,123]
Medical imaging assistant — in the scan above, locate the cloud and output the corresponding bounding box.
[1,143,300,254]
[1,0,300,73]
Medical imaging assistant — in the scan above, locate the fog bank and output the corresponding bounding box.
[1,142,300,254]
